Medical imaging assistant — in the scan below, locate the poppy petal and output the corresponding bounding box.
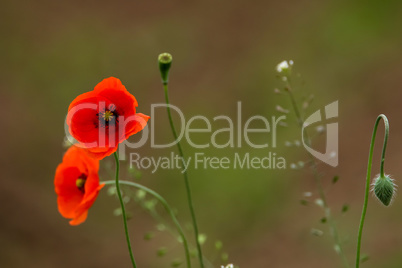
[124,113,150,139]
[69,211,88,226]
[94,77,138,107]
[84,146,118,160]
[57,194,83,219]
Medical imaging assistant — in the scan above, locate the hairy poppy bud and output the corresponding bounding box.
[158,52,173,85]
[372,175,396,206]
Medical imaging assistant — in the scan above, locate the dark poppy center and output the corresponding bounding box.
[76,173,87,193]
[97,104,119,128]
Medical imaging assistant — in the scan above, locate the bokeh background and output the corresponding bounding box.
[2,0,402,267]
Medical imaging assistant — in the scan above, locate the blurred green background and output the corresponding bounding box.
[2,0,402,267]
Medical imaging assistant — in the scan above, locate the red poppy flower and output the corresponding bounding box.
[67,77,150,159]
[54,145,104,225]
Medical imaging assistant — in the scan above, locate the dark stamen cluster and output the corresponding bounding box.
[96,105,119,128]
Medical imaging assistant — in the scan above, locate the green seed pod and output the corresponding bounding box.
[372,175,396,206]
[158,52,173,85]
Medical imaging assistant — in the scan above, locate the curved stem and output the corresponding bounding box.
[114,152,137,268]
[285,85,350,268]
[379,116,389,178]
[163,83,205,268]
[356,114,389,268]
[102,180,192,268]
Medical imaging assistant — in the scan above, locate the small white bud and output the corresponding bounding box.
[276,61,288,72]
[276,105,289,114]
[275,60,293,78]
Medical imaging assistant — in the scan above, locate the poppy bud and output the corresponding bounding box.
[372,175,396,206]
[158,52,173,85]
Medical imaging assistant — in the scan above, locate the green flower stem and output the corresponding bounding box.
[163,83,205,268]
[113,152,137,268]
[101,180,192,268]
[356,114,389,268]
[285,85,350,268]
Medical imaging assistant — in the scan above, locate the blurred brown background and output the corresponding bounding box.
[1,0,402,267]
